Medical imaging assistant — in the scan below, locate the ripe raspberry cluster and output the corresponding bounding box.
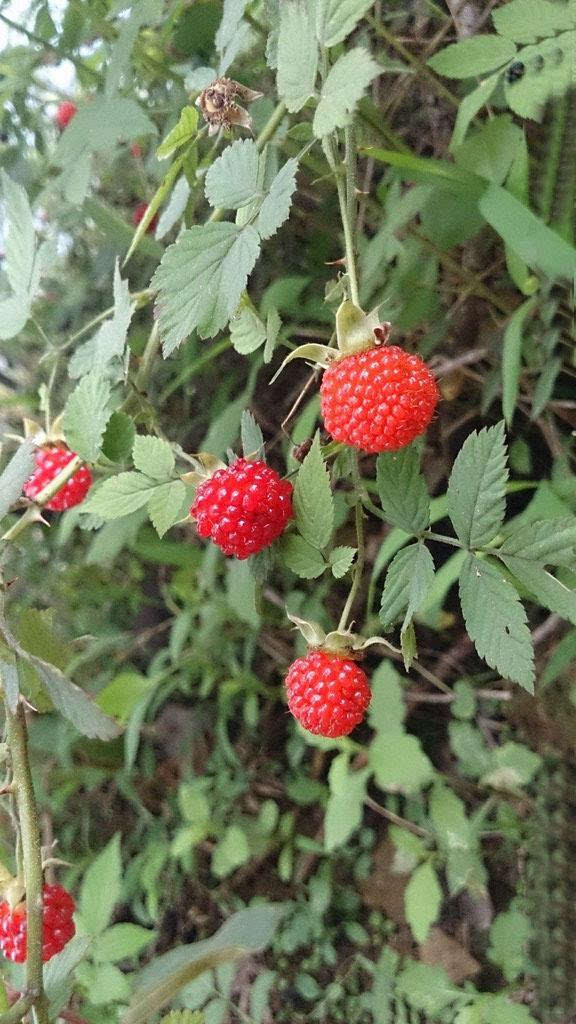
[320,345,439,453]
[0,884,76,963]
[191,458,293,559]
[54,101,77,130]
[23,445,92,511]
[285,650,371,738]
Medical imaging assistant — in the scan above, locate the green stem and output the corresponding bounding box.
[135,322,160,393]
[338,456,366,631]
[3,704,48,1023]
[2,456,83,543]
[324,134,360,307]
[422,531,462,548]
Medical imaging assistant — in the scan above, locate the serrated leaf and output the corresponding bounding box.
[492,0,575,43]
[330,545,357,578]
[152,223,261,352]
[313,48,380,137]
[500,517,576,566]
[256,158,298,240]
[79,834,122,935]
[1,170,35,297]
[62,372,111,462]
[325,753,369,851]
[157,106,199,160]
[205,139,261,210]
[280,534,326,579]
[376,446,430,534]
[0,295,30,340]
[29,655,122,739]
[147,481,187,538]
[83,473,157,519]
[277,0,318,112]
[102,412,136,463]
[405,861,442,944]
[502,297,537,424]
[316,0,374,47]
[230,303,266,354]
[0,438,36,520]
[428,36,517,79]
[500,556,576,626]
[264,307,282,363]
[379,542,435,631]
[447,422,508,548]
[240,410,265,460]
[55,96,156,168]
[69,262,134,378]
[293,433,334,550]
[132,436,175,480]
[459,554,534,691]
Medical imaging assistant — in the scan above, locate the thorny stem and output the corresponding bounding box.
[2,456,82,544]
[338,456,366,631]
[324,135,361,307]
[2,704,49,1024]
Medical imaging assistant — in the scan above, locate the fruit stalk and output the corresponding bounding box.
[2,702,50,1023]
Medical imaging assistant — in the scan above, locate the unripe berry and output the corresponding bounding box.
[23,445,92,511]
[0,884,76,963]
[191,458,293,559]
[54,101,77,130]
[285,650,371,737]
[320,346,438,453]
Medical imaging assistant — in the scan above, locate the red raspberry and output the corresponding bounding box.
[23,445,92,511]
[54,101,77,130]
[191,458,293,559]
[0,884,76,963]
[132,201,158,233]
[285,650,371,738]
[320,346,438,453]
[130,142,142,158]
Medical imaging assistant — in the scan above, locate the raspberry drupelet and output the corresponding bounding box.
[54,101,77,130]
[285,650,371,738]
[23,445,92,511]
[191,458,293,559]
[0,884,76,963]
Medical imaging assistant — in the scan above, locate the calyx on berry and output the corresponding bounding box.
[287,613,396,658]
[270,299,388,382]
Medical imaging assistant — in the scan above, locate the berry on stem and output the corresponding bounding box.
[320,345,439,454]
[132,201,158,233]
[191,458,293,559]
[0,883,76,963]
[285,650,371,738]
[54,101,77,130]
[23,445,92,511]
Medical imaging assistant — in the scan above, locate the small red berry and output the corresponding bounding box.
[320,346,439,454]
[191,458,293,559]
[130,142,142,158]
[23,445,92,511]
[0,884,76,963]
[54,101,77,130]
[285,650,371,738]
[132,201,158,233]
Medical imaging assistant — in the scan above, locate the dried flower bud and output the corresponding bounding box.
[195,77,263,135]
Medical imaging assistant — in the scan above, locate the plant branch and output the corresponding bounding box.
[324,135,360,307]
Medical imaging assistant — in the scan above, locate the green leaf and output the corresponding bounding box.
[293,433,334,550]
[79,834,122,935]
[404,861,443,944]
[125,905,287,1024]
[396,963,461,1016]
[264,307,282,363]
[226,560,260,627]
[1,170,35,297]
[316,0,374,46]
[157,106,199,160]
[84,473,157,519]
[132,436,175,480]
[329,545,357,579]
[93,923,155,963]
[69,262,134,378]
[493,0,575,42]
[256,158,298,240]
[313,48,380,137]
[102,412,136,464]
[370,732,435,793]
[482,741,541,790]
[29,655,122,740]
[455,115,523,185]
[55,96,156,168]
[0,438,36,521]
[429,782,486,895]
[277,0,318,113]
[62,372,111,462]
[280,534,326,579]
[500,556,576,626]
[479,183,576,281]
[447,421,508,548]
[428,36,517,78]
[379,542,435,631]
[230,303,266,355]
[96,671,154,724]
[450,74,500,150]
[205,139,261,210]
[502,297,537,424]
[152,223,261,352]
[148,481,187,538]
[459,554,534,691]
[376,446,430,533]
[504,30,576,120]
[240,410,265,460]
[161,1014,204,1024]
[44,936,93,1016]
[500,517,576,566]
[324,753,369,851]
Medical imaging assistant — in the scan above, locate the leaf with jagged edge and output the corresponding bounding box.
[447,421,508,549]
[376,445,430,534]
[277,0,318,112]
[379,543,436,633]
[293,433,334,550]
[313,48,380,137]
[0,438,36,521]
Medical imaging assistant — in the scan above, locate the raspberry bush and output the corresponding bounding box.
[0,1,574,1022]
